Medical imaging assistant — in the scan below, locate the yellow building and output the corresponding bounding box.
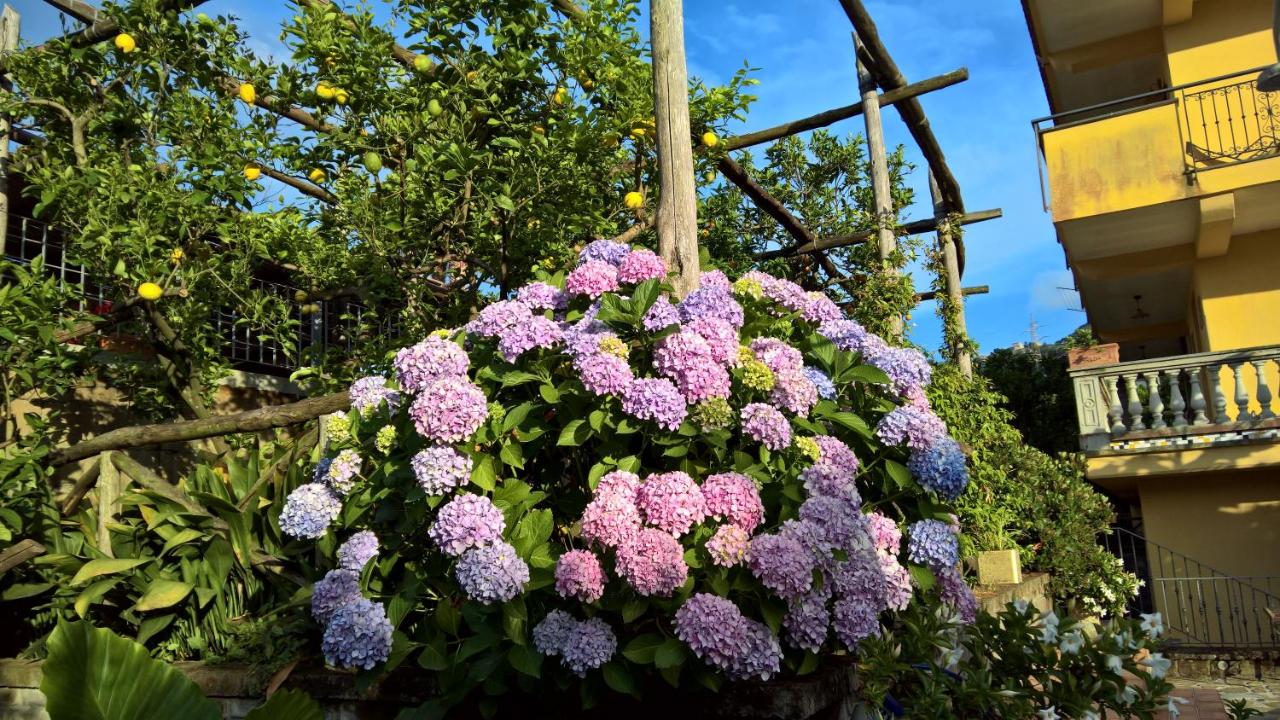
[1024,0,1280,647]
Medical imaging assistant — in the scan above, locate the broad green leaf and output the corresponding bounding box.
[841,364,891,385]
[909,564,937,592]
[511,509,553,558]
[556,419,589,446]
[502,402,534,432]
[825,411,871,437]
[621,633,664,664]
[417,637,449,671]
[134,579,194,612]
[502,597,527,645]
[470,455,497,492]
[70,557,150,585]
[654,638,686,669]
[602,662,638,697]
[243,689,324,720]
[885,459,912,491]
[507,644,542,678]
[40,621,220,720]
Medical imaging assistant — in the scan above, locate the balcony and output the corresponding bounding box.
[1069,345,1280,459]
[1033,64,1280,222]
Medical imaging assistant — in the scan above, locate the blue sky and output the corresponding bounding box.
[15,0,1085,353]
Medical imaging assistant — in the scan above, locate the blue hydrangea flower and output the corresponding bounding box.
[560,617,617,676]
[455,540,529,604]
[279,483,341,539]
[803,366,836,399]
[907,519,960,570]
[908,436,969,500]
[337,531,379,571]
[411,446,473,496]
[578,239,631,266]
[321,598,393,670]
[311,568,361,624]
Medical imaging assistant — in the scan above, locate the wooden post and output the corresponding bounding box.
[930,170,972,378]
[650,0,700,297]
[0,6,20,252]
[855,31,900,337]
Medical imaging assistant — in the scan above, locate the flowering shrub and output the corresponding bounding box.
[279,241,976,705]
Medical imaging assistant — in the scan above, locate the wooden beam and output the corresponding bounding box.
[855,31,899,337]
[722,68,967,151]
[839,0,965,213]
[914,285,988,303]
[931,171,972,377]
[717,155,819,248]
[39,0,98,24]
[0,539,45,575]
[650,0,700,297]
[756,208,1001,259]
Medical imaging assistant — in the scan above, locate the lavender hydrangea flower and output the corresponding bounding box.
[466,300,533,339]
[653,330,731,403]
[907,519,960,570]
[701,472,764,532]
[515,281,568,311]
[566,260,619,298]
[685,317,739,366]
[674,593,781,681]
[748,533,816,600]
[750,338,804,375]
[799,495,865,549]
[815,435,859,475]
[908,436,969,500]
[801,462,859,501]
[881,555,914,611]
[784,588,831,652]
[769,370,819,415]
[555,549,605,603]
[734,620,784,681]
[621,377,688,431]
[560,617,617,676]
[394,336,469,392]
[804,366,837,399]
[865,345,933,396]
[578,239,630,266]
[802,291,842,324]
[678,282,744,328]
[428,494,505,556]
[875,406,947,451]
[455,540,529,604]
[831,549,888,611]
[866,512,903,555]
[497,315,562,361]
[533,609,575,656]
[642,296,680,331]
[938,566,978,623]
[322,598,393,670]
[741,403,791,450]
[701,270,732,289]
[349,376,401,415]
[562,319,613,358]
[337,531,378,571]
[409,376,488,443]
[817,318,874,354]
[832,595,880,650]
[615,527,688,596]
[311,569,362,624]
[573,351,633,396]
[323,449,362,495]
[280,483,342,539]
[706,524,750,567]
[412,446,473,496]
[635,471,708,536]
[617,249,667,283]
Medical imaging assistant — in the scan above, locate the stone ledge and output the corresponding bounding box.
[973,571,1053,615]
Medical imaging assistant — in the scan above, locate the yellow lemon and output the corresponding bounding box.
[624,191,644,209]
[308,168,326,182]
[630,127,646,139]
[532,125,546,136]
[114,33,137,53]
[334,89,349,105]
[413,54,433,73]
[581,77,594,90]
[243,164,261,181]
[138,282,164,301]
[316,82,336,101]
[703,170,716,183]
[238,83,256,104]
[552,86,567,106]
[701,131,719,148]
[170,248,184,263]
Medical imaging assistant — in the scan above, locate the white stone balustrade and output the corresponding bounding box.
[1069,346,1280,451]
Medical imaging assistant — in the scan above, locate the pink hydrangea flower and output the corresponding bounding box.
[409,376,489,443]
[617,249,667,283]
[555,549,605,603]
[580,475,642,549]
[635,471,707,536]
[615,528,688,596]
[701,472,764,532]
[706,525,750,567]
[742,403,791,450]
[566,260,619,298]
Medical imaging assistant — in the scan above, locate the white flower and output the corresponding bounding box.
[1166,695,1189,718]
[1141,652,1172,679]
[1105,654,1124,675]
[1036,706,1059,720]
[1140,612,1164,639]
[943,645,964,670]
[1117,685,1138,706]
[1013,598,1030,613]
[1059,629,1085,655]
[1039,610,1060,644]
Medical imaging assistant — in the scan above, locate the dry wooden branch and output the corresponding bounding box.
[722,68,967,152]
[717,155,818,248]
[756,208,1001,259]
[914,285,988,303]
[612,215,654,245]
[48,390,351,467]
[0,539,45,575]
[838,0,964,213]
[295,0,419,71]
[650,0,700,297]
[39,0,98,25]
[550,0,588,22]
[60,456,102,515]
[255,163,337,205]
[66,0,210,49]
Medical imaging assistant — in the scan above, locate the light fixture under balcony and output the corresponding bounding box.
[1258,0,1280,92]
[1131,295,1150,321]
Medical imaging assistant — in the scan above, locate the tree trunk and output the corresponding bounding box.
[855,31,901,338]
[650,0,700,298]
[930,171,972,378]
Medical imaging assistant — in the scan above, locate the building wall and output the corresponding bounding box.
[1163,0,1275,86]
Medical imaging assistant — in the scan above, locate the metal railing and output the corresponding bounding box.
[4,214,391,376]
[1103,527,1280,649]
[1031,64,1280,207]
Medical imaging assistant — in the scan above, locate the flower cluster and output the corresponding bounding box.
[555,549,605,603]
[533,610,618,676]
[337,531,378,571]
[615,528,688,596]
[675,593,781,681]
[349,376,400,416]
[409,376,489,443]
[875,406,948,450]
[566,260,620,298]
[621,377,687,431]
[635,471,708,535]
[394,336,469,392]
[516,281,567,311]
[907,519,960,570]
[741,403,791,450]
[321,598,394,670]
[428,494,505,556]
[908,436,969,500]
[412,446,473,496]
[322,448,362,496]
[455,541,529,604]
[701,472,764,532]
[617,249,667,283]
[279,483,342,539]
[653,329,731,403]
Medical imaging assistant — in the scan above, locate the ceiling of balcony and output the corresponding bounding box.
[1059,199,1198,261]
[1028,0,1163,54]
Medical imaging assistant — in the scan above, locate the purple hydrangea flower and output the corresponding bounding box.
[784,588,831,652]
[701,270,732,289]
[908,436,969,500]
[801,462,859,501]
[815,435,859,475]
[748,533,816,600]
[515,281,568,311]
[411,446,473,496]
[428,493,505,556]
[348,376,401,415]
[832,595,880,650]
[802,291,842,324]
[566,260,619,298]
[780,518,833,558]
[555,549,605,603]
[311,569,362,624]
[533,609,575,656]
[455,540,529,604]
[740,271,807,315]
[686,317,739,366]
[562,318,613,358]
[678,283,744,328]
[907,519,960,570]
[394,336,469,392]
[321,598,393,670]
[621,377,688,431]
[734,620,784,681]
[674,593,781,681]
[818,319,875,354]
[578,239,631,266]
[280,483,342,539]
[573,351,633,396]
[653,330,731,403]
[466,300,533,338]
[617,249,667,283]
[799,495,866,550]
[875,406,947,451]
[865,344,933,396]
[337,531,379,571]
[741,403,791,450]
[615,527,688,596]
[831,548,888,611]
[866,512,903,556]
[560,617,617,676]
[750,338,804,375]
[938,566,978,623]
[497,314,562,361]
[642,296,680,331]
[706,524,750,567]
[881,554,913,611]
[635,471,708,536]
[804,366,837,399]
[322,448,362,496]
[409,376,488,443]
[701,472,764,532]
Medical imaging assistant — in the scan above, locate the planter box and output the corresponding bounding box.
[1067,343,1119,369]
[976,549,1022,586]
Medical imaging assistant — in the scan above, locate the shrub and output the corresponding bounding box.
[281,244,978,709]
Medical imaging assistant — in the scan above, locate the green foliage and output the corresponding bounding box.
[1226,698,1263,720]
[858,601,1175,718]
[979,342,1080,456]
[40,620,322,720]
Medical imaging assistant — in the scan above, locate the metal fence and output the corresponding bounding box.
[1102,526,1280,649]
[4,214,389,376]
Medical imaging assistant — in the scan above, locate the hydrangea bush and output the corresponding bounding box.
[279,240,974,704]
